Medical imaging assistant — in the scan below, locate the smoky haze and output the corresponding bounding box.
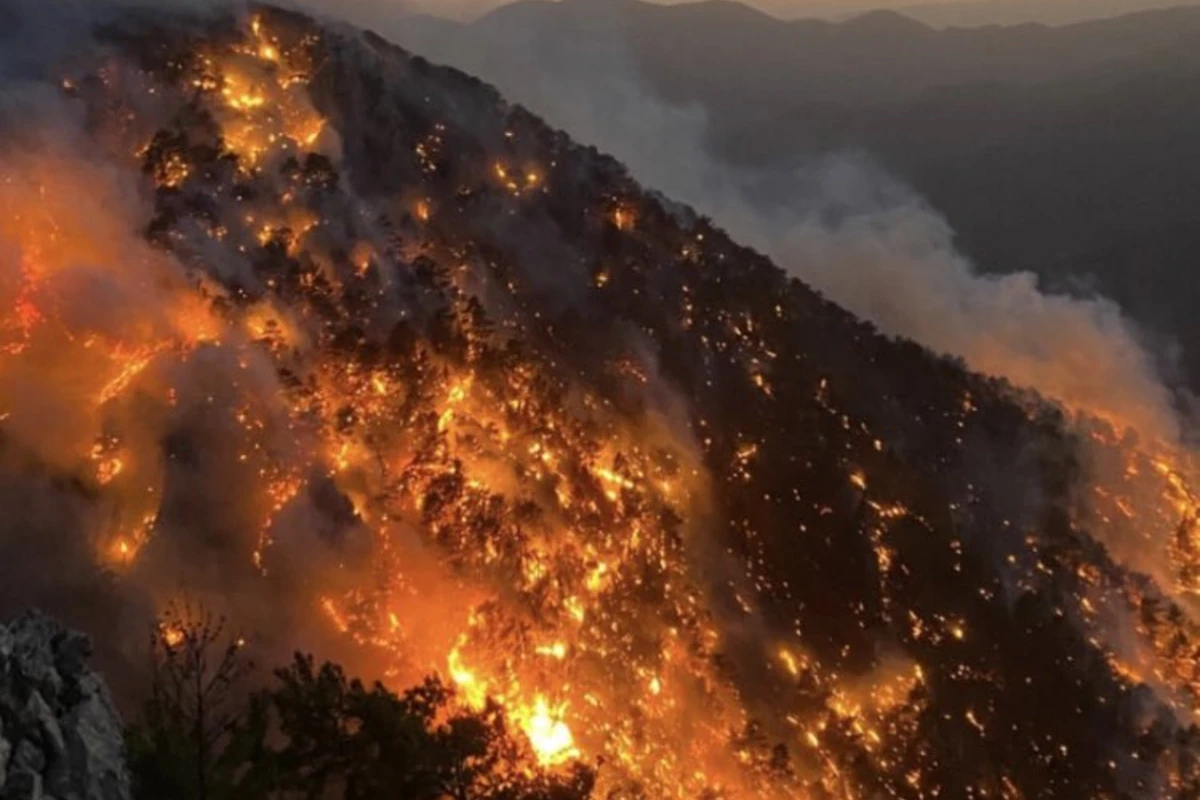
[362,1,1187,446]
[0,0,374,698]
[4,5,1200,797]
[349,0,1200,26]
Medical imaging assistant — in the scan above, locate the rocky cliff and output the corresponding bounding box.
[0,614,129,800]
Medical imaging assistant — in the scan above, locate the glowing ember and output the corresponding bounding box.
[4,8,1200,799]
[521,697,580,766]
[161,625,185,648]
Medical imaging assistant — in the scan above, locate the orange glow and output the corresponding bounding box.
[161,624,185,648]
[521,697,580,766]
[12,10,1200,799]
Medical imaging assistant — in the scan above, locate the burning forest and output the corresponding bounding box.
[2,3,1200,799]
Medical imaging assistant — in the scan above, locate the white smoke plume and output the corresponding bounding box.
[378,13,1185,446]
[3,5,1200,796]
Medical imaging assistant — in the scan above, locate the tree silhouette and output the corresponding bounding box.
[125,602,272,800]
[126,610,595,800]
[270,655,594,800]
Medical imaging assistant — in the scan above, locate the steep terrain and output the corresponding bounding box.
[394,0,1200,387]
[2,3,1200,798]
[0,612,130,800]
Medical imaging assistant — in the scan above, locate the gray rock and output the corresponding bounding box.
[1,769,42,800]
[26,693,66,763]
[10,742,45,777]
[0,613,130,800]
[7,615,65,701]
[50,634,91,686]
[59,693,127,800]
[0,735,9,791]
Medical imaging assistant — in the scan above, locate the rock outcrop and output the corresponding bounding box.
[0,613,130,800]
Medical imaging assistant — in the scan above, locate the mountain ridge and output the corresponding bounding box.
[389,0,1200,388]
[1,2,1199,797]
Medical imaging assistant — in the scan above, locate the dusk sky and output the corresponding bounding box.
[382,0,1200,24]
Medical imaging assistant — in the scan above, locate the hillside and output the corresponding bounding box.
[393,0,1200,386]
[1,2,1199,797]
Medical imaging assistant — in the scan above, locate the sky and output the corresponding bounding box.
[386,0,1199,26]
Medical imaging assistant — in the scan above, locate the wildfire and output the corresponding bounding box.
[161,624,185,648]
[612,207,634,231]
[521,697,580,766]
[8,8,1200,799]
[110,538,134,563]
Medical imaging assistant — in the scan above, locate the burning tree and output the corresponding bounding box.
[126,608,596,800]
[3,4,1199,797]
[125,603,272,800]
[270,656,595,800]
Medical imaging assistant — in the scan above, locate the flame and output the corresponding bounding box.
[7,10,1200,798]
[521,696,580,766]
[161,624,185,648]
[110,538,134,563]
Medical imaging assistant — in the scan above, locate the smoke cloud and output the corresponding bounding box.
[2,4,1200,796]
[0,0,1180,663]
[281,0,1200,27]
[0,1,364,695]
[370,14,1185,447]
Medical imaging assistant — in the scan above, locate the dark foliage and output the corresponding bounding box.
[126,610,595,800]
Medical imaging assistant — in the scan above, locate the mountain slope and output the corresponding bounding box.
[1,2,1200,798]
[415,1,1200,108]
[393,1,1200,388]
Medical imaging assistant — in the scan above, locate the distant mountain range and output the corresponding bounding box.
[385,0,1200,28]
[753,0,1200,27]
[391,0,1200,387]
[896,0,1200,27]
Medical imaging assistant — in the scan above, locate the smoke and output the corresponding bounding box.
[723,164,1180,445]
[0,0,725,713]
[0,1,365,694]
[0,4,1198,795]
[0,0,1180,653]
[384,13,1185,446]
[0,2,168,670]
